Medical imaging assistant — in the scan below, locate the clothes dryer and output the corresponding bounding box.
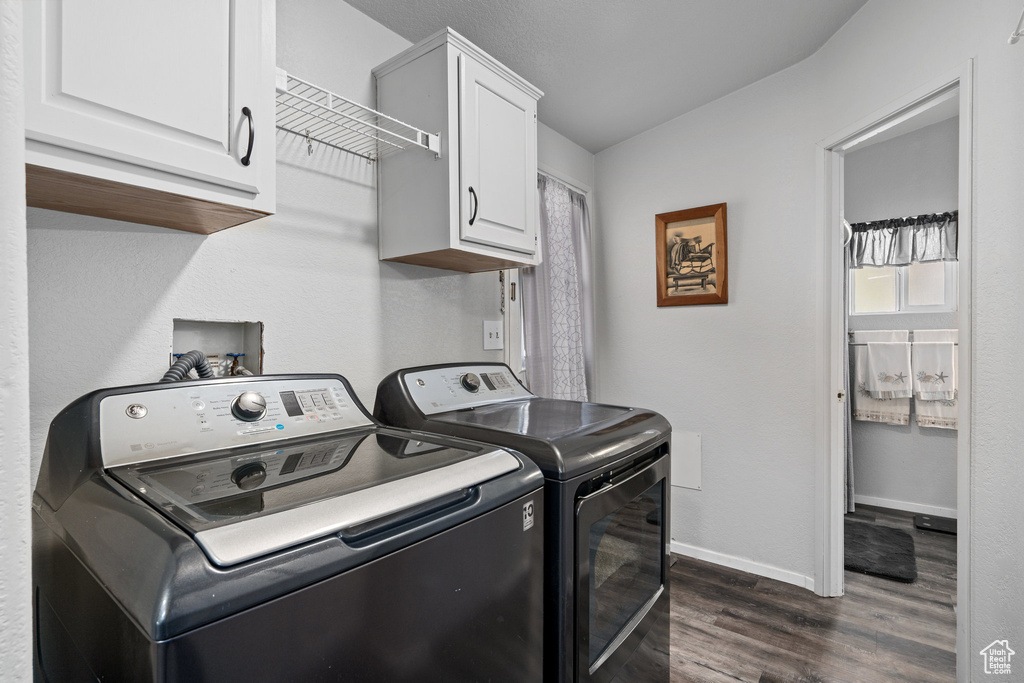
[374,362,671,682]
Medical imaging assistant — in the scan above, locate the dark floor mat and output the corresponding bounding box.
[844,519,917,582]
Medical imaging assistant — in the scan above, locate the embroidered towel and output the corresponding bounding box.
[912,340,956,400]
[913,328,958,343]
[865,342,912,399]
[916,351,958,430]
[852,330,909,344]
[851,333,910,425]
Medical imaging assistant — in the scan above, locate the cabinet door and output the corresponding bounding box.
[24,0,268,198]
[459,55,537,255]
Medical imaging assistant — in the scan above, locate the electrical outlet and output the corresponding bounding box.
[483,320,503,350]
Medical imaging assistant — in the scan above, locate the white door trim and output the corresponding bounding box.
[815,60,973,681]
[501,268,523,375]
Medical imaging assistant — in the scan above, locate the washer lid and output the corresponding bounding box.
[110,428,519,566]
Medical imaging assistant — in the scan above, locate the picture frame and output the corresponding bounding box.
[655,203,728,306]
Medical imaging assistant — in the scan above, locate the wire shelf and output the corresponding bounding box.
[275,69,440,162]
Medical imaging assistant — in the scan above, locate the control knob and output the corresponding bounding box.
[231,391,267,422]
[232,462,267,491]
[460,373,481,393]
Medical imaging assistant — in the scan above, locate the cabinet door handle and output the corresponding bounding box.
[468,186,478,225]
[240,106,255,167]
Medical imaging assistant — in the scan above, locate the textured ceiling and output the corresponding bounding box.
[345,0,868,153]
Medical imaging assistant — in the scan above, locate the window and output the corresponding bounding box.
[850,261,957,315]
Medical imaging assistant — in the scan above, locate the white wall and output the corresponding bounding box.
[845,117,959,222]
[595,60,823,586]
[0,2,31,680]
[538,122,595,191]
[26,0,504,484]
[845,118,958,516]
[594,0,1024,664]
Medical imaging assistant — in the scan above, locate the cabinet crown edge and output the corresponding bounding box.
[372,26,543,101]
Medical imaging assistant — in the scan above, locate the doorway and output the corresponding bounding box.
[816,62,973,680]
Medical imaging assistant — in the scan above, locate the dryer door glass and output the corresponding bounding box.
[575,453,668,680]
[586,481,663,666]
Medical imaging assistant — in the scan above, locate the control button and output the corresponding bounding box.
[231,462,267,491]
[460,373,481,393]
[126,404,148,419]
[306,415,320,422]
[191,400,205,411]
[416,379,426,387]
[275,424,284,430]
[196,472,207,481]
[191,485,206,496]
[231,391,268,422]
[237,427,274,435]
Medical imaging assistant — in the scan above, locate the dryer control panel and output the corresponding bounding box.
[401,365,534,415]
[99,377,373,467]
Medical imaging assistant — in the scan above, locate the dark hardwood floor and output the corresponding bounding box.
[669,506,957,682]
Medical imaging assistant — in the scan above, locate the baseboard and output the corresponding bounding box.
[670,541,815,592]
[853,494,957,519]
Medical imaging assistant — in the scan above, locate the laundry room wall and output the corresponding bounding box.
[0,1,32,679]
[845,117,959,517]
[593,0,1024,657]
[538,121,595,190]
[25,0,589,484]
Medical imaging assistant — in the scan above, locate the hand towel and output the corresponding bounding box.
[912,342,956,400]
[916,352,958,430]
[865,342,913,399]
[912,328,958,343]
[852,330,910,343]
[851,345,910,425]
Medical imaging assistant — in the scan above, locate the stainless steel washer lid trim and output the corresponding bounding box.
[194,449,520,566]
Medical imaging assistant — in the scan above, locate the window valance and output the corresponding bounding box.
[848,211,957,269]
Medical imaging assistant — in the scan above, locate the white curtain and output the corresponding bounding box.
[848,211,957,268]
[521,175,594,400]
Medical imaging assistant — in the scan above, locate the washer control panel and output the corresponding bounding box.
[99,377,373,467]
[402,365,534,415]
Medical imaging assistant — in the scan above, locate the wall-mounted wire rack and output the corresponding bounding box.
[275,69,440,162]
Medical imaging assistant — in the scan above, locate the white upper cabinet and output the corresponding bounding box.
[23,0,275,234]
[374,28,542,272]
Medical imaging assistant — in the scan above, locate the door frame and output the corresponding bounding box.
[814,60,973,678]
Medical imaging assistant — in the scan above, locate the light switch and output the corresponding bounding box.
[483,320,503,350]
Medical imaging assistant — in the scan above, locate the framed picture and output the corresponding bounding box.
[655,203,728,306]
